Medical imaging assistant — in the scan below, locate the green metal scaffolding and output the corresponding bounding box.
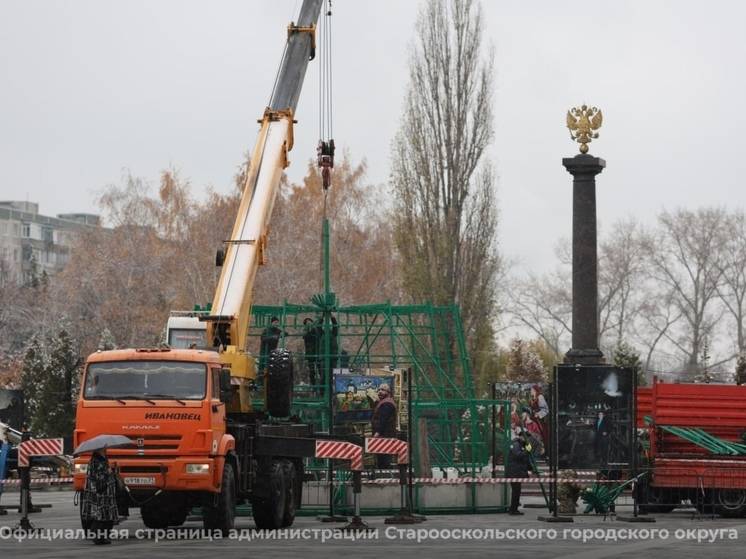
[245,302,511,515]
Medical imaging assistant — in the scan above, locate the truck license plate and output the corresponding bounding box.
[124,477,156,486]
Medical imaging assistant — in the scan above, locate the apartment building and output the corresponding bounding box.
[0,201,99,285]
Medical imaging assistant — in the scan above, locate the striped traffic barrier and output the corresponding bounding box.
[18,439,64,467]
[361,476,626,485]
[0,477,73,486]
[314,440,363,471]
[364,437,408,464]
[0,475,622,486]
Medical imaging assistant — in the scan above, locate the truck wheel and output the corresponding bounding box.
[636,481,676,514]
[141,504,170,529]
[716,488,746,518]
[167,508,188,527]
[203,463,236,536]
[281,460,297,527]
[267,348,294,417]
[639,490,675,514]
[252,460,286,530]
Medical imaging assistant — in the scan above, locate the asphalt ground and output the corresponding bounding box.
[1,490,746,558]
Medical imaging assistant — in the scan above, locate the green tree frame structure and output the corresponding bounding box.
[250,302,509,476]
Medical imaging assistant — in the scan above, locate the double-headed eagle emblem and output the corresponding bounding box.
[566,105,602,154]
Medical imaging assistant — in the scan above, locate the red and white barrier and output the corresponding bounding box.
[362,476,626,485]
[364,437,408,464]
[18,438,64,467]
[0,475,621,487]
[315,440,363,471]
[0,477,73,486]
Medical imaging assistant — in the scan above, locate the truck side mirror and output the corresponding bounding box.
[219,368,232,403]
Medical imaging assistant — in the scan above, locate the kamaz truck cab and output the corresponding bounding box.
[74,347,311,533]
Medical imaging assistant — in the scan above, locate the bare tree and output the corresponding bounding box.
[505,220,667,369]
[598,219,650,351]
[53,172,202,352]
[390,0,501,369]
[648,207,729,374]
[717,211,746,354]
[505,210,736,376]
[506,271,571,358]
[633,288,683,375]
[507,218,647,361]
[0,261,55,361]
[36,156,401,359]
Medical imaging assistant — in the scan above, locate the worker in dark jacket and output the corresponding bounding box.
[317,315,339,368]
[371,383,397,468]
[506,431,533,515]
[259,317,287,381]
[302,317,320,388]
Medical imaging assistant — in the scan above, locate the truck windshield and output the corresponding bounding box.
[84,361,206,400]
[168,328,207,349]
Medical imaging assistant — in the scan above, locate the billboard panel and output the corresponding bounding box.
[555,366,633,470]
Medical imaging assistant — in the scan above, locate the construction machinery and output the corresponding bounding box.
[73,0,339,534]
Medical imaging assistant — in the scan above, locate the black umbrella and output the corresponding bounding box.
[73,434,134,456]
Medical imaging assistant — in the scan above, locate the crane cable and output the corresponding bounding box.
[317,0,335,291]
[317,0,335,195]
[318,0,333,143]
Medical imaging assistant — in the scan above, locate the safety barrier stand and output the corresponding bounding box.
[313,440,371,530]
[315,438,351,523]
[14,437,64,533]
[364,437,423,524]
[617,472,655,523]
[344,469,370,531]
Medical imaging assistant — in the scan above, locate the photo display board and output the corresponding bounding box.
[555,365,633,470]
[333,372,398,425]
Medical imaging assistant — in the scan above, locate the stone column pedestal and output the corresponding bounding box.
[563,154,605,365]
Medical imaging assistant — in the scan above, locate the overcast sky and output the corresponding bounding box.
[2,0,746,273]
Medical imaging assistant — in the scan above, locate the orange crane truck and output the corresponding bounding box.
[73,0,333,534]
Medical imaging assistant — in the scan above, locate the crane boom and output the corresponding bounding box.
[203,0,323,404]
[270,0,323,113]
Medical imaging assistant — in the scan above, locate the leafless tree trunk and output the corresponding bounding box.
[717,211,746,354]
[506,272,571,358]
[633,289,682,375]
[597,219,650,351]
[390,0,501,369]
[648,208,728,375]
